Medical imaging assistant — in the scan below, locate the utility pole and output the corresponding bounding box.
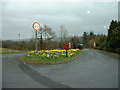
[61,26,63,42]
[18,33,20,41]
[44,32,47,49]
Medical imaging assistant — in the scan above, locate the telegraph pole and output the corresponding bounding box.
[18,33,20,41]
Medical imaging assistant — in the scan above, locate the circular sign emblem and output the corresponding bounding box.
[32,22,40,30]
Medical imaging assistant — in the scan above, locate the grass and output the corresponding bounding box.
[94,49,120,56]
[1,52,26,54]
[0,48,27,54]
[21,50,81,64]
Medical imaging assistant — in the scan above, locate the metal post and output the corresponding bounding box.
[40,32,42,50]
[66,50,68,57]
[35,30,38,54]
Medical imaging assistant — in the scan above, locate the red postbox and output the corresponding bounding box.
[64,44,69,50]
[64,44,69,57]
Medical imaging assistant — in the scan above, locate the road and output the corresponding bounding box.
[2,49,119,88]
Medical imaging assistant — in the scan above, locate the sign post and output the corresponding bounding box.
[93,42,96,48]
[32,22,40,55]
[35,30,37,52]
[64,44,69,57]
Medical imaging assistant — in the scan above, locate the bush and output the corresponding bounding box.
[114,48,120,54]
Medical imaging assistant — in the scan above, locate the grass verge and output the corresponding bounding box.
[21,50,81,65]
[1,52,26,54]
[94,49,120,56]
[0,48,27,54]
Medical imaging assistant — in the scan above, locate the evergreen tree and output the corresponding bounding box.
[83,32,88,47]
[107,20,118,41]
[107,20,120,53]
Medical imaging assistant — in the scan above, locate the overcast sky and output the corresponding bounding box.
[1,1,118,40]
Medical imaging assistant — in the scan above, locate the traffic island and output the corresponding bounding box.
[20,49,81,65]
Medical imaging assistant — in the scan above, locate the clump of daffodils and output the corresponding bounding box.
[27,49,80,59]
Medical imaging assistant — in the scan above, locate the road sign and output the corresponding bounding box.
[32,22,40,55]
[93,42,96,48]
[69,43,71,49]
[32,22,40,30]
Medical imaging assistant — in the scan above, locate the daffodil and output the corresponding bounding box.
[27,49,79,58]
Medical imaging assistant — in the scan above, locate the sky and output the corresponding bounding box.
[1,0,119,40]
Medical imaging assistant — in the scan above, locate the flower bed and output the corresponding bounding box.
[21,49,81,64]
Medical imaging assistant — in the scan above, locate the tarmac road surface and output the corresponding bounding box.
[2,49,119,88]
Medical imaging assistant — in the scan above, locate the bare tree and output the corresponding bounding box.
[37,24,56,49]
